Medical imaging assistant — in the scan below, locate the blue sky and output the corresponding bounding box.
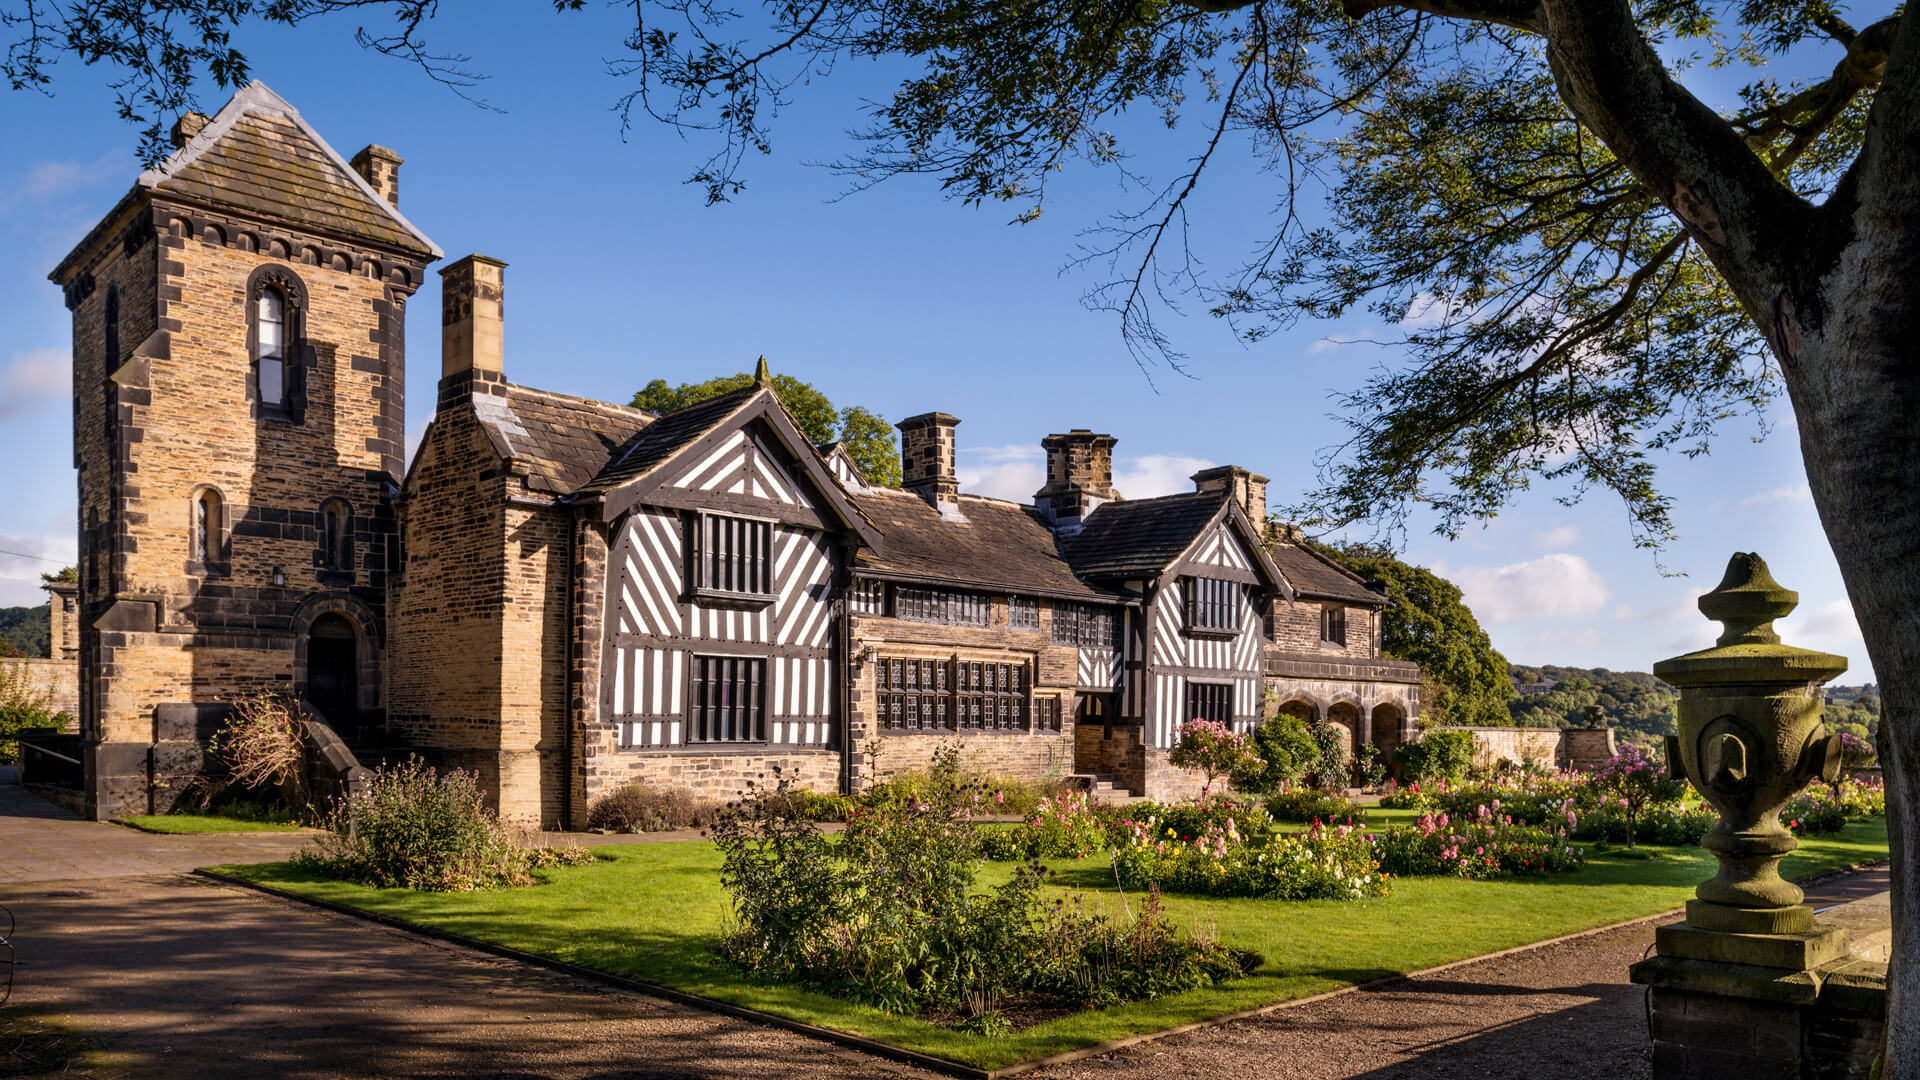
[0,4,1873,682]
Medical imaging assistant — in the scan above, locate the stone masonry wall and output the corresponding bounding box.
[1268,597,1377,662]
[496,498,572,827]
[1457,726,1565,770]
[6,660,81,722]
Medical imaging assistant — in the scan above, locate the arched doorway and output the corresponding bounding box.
[1276,698,1318,724]
[1371,702,1404,758]
[1327,701,1363,755]
[304,613,359,735]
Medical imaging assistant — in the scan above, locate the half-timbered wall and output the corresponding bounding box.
[1144,521,1267,749]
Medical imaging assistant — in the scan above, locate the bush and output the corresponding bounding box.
[1309,722,1350,791]
[1143,794,1274,840]
[1352,743,1388,790]
[586,781,723,832]
[1572,802,1715,846]
[296,757,592,891]
[1168,719,1259,794]
[1371,806,1585,878]
[196,694,309,809]
[1113,819,1387,900]
[0,662,62,764]
[1393,729,1475,786]
[1234,715,1318,794]
[1592,744,1684,849]
[712,746,1255,1025]
[1263,786,1362,823]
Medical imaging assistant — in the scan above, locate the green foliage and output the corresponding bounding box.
[586,781,724,832]
[296,757,592,890]
[1168,719,1259,794]
[1353,743,1388,790]
[1824,684,1880,739]
[1393,730,1475,787]
[711,747,1255,1025]
[1309,722,1349,791]
[0,605,50,660]
[1114,819,1387,901]
[1263,787,1361,824]
[1592,745,1687,850]
[1315,543,1512,726]
[1233,714,1317,794]
[630,370,899,487]
[0,661,61,763]
[1371,809,1585,879]
[39,566,76,584]
[1507,664,1679,742]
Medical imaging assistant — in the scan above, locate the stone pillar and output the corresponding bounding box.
[1630,552,1872,1079]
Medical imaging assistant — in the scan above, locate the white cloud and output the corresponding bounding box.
[0,349,67,419]
[0,533,77,608]
[1307,331,1379,354]
[1400,292,1454,329]
[0,151,123,215]
[956,444,1045,503]
[1739,484,1813,509]
[1612,603,1636,621]
[1535,524,1581,549]
[1449,552,1609,624]
[1114,454,1214,499]
[1778,598,1867,664]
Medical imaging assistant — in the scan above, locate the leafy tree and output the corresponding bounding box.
[1169,719,1260,795]
[0,606,49,659]
[1317,541,1512,727]
[17,0,1920,1060]
[631,370,899,486]
[1393,728,1475,787]
[1234,713,1319,793]
[1506,664,1679,744]
[39,567,76,584]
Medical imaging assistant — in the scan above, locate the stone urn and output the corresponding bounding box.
[1653,553,1848,935]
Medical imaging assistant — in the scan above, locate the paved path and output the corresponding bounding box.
[0,767,316,884]
[0,769,1888,1079]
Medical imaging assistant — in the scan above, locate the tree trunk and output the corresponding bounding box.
[1787,228,1920,1075]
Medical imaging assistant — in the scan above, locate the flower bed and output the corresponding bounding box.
[1113,819,1387,901]
[1372,807,1584,878]
[1262,785,1362,823]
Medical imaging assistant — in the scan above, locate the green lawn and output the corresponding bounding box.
[212,817,1888,1072]
[119,814,309,834]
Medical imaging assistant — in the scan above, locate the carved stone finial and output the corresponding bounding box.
[754,355,772,387]
[1698,551,1797,647]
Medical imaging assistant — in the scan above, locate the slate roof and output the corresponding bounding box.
[477,385,654,495]
[852,489,1115,602]
[577,385,760,497]
[141,81,437,257]
[1267,542,1386,604]
[1063,491,1233,580]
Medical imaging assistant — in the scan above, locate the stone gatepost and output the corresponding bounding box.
[1631,553,1885,1080]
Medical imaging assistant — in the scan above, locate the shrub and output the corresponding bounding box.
[1113,819,1387,900]
[1144,794,1274,840]
[1309,722,1350,791]
[1570,801,1715,845]
[296,757,592,891]
[1234,715,1318,794]
[586,781,723,832]
[1371,806,1585,878]
[1592,744,1684,849]
[1838,731,1877,768]
[1168,719,1259,794]
[197,694,309,809]
[0,662,62,764]
[1263,785,1362,823]
[1393,729,1475,786]
[1352,743,1388,790]
[712,746,1255,1025]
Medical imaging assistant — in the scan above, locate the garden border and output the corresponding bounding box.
[196,855,1891,1079]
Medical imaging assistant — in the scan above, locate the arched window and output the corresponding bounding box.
[247,266,306,417]
[320,499,352,574]
[191,487,225,572]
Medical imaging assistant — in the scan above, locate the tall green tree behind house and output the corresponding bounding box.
[1316,542,1512,728]
[631,370,901,487]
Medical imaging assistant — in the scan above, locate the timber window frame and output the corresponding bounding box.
[1008,595,1040,631]
[876,655,1031,734]
[893,585,989,627]
[688,654,767,744]
[1050,602,1117,647]
[1185,680,1233,726]
[687,511,775,608]
[1181,576,1239,639]
[850,578,887,615]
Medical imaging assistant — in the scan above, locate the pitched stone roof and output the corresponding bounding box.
[1063,491,1232,580]
[478,385,654,495]
[137,81,439,257]
[577,385,760,497]
[852,489,1116,602]
[1266,542,1386,604]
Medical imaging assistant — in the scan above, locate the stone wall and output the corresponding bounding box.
[5,659,80,722]
[1455,726,1565,769]
[1267,597,1377,662]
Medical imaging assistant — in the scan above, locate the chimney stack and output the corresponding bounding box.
[1192,465,1269,531]
[170,112,210,149]
[1034,430,1118,531]
[351,145,404,207]
[897,412,962,514]
[440,255,507,380]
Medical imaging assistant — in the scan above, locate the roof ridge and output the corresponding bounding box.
[137,80,441,258]
[508,380,657,418]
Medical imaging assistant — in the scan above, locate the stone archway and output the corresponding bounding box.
[305,613,359,734]
[1275,696,1322,724]
[1327,700,1364,755]
[1370,701,1406,758]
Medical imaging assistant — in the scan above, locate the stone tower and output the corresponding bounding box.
[47,82,441,818]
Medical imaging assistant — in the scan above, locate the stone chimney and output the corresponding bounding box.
[351,145,404,207]
[170,112,211,149]
[440,255,507,380]
[1192,465,1270,529]
[897,412,962,514]
[1034,430,1119,531]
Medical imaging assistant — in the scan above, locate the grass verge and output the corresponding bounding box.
[117,814,308,834]
[210,816,1888,1073]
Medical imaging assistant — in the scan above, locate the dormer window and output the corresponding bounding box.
[1320,604,1347,647]
[1182,576,1238,637]
[690,512,774,605]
